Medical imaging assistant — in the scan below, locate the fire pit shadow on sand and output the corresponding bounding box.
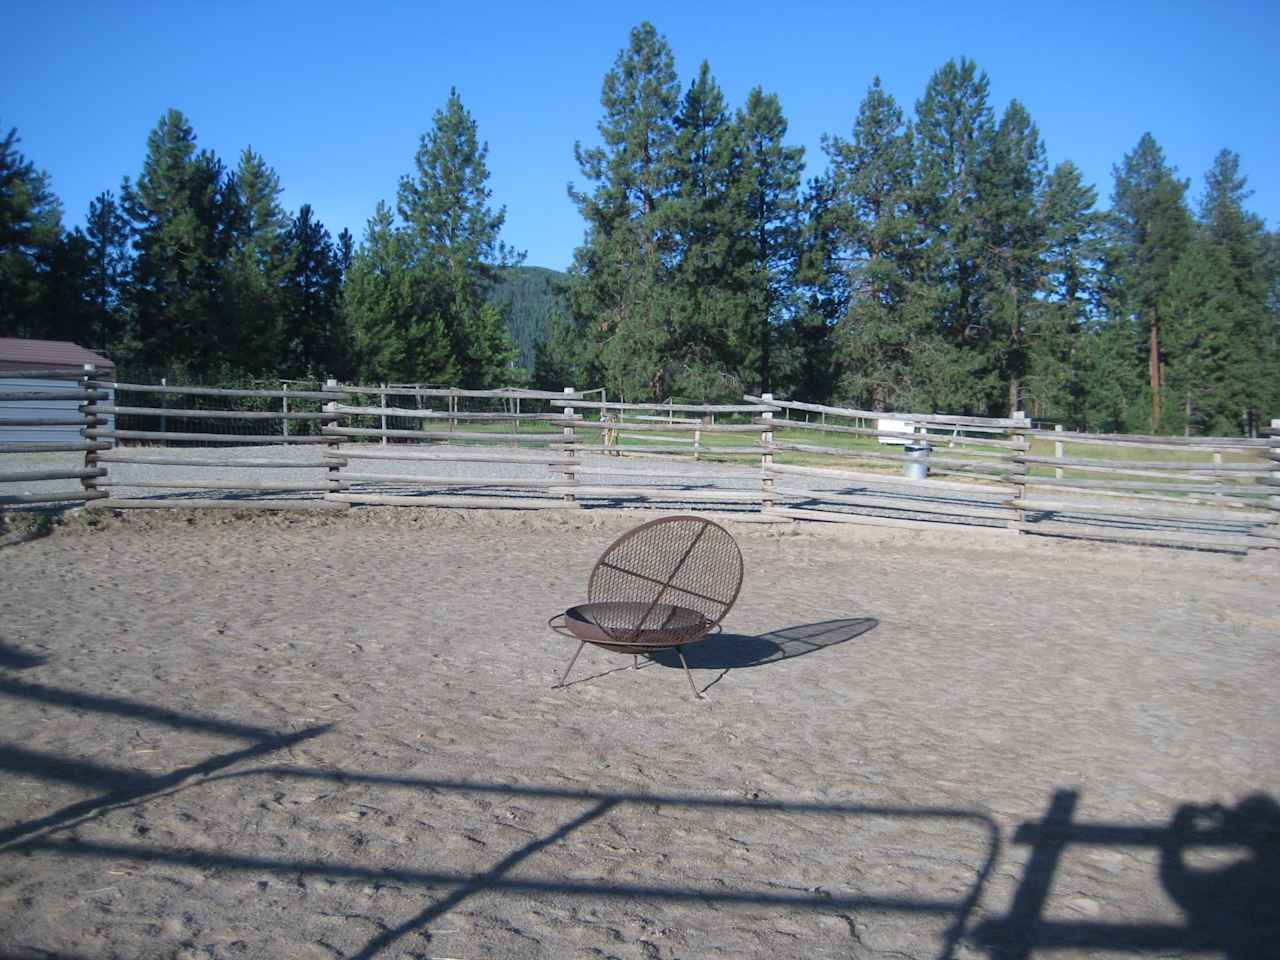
[647,616,878,671]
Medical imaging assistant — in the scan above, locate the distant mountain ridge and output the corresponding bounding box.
[487,265,570,373]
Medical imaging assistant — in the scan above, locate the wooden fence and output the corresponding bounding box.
[744,394,1028,532]
[321,383,584,510]
[0,365,109,509]
[79,377,347,511]
[3,373,1275,553]
[743,395,1275,552]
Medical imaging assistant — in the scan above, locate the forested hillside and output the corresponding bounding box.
[2,21,1276,433]
[486,266,569,373]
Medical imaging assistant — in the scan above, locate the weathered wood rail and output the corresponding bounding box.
[741,394,1274,551]
[4,372,1274,553]
[0,364,109,507]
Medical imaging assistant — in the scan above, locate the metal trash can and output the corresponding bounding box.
[903,442,930,480]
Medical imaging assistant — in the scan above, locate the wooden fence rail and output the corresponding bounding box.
[0,364,106,506]
[4,372,1276,553]
[740,394,1271,551]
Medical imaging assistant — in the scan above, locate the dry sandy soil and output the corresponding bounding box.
[0,507,1277,960]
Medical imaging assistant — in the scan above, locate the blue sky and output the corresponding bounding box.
[6,1,1278,271]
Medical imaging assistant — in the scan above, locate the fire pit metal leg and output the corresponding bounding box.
[554,641,586,689]
[676,645,704,700]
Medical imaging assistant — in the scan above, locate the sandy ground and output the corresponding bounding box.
[0,508,1277,960]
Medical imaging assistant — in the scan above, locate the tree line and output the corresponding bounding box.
[551,23,1278,436]
[0,91,522,389]
[2,20,1277,434]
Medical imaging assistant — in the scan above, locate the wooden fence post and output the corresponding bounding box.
[1054,424,1063,480]
[1269,419,1280,541]
[324,379,342,496]
[281,382,289,439]
[79,363,102,499]
[380,383,388,446]
[761,392,775,514]
[1011,410,1029,531]
[562,386,577,505]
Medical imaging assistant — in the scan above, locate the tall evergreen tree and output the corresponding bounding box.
[977,100,1046,414]
[336,227,355,276]
[397,88,523,386]
[734,87,804,394]
[569,21,681,399]
[824,78,926,410]
[344,201,450,382]
[792,172,845,403]
[1105,133,1193,430]
[1161,233,1238,434]
[81,191,132,354]
[1195,149,1272,434]
[121,109,238,374]
[225,147,289,365]
[0,125,64,338]
[1029,161,1103,424]
[280,204,347,378]
[666,60,746,395]
[910,59,998,412]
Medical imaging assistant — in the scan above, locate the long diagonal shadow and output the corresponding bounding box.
[0,679,997,959]
[0,676,284,740]
[0,725,331,848]
[350,798,618,959]
[20,832,985,913]
[13,764,1002,960]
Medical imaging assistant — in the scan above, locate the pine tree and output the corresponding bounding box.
[0,125,64,338]
[343,201,451,383]
[665,60,746,395]
[568,22,681,399]
[824,78,925,410]
[1030,161,1103,424]
[336,228,354,276]
[81,191,132,354]
[910,59,999,412]
[121,109,238,374]
[1077,313,1145,432]
[1195,149,1272,434]
[397,88,522,387]
[734,87,804,394]
[977,100,1046,414]
[1105,133,1193,431]
[225,147,290,366]
[280,204,347,378]
[791,173,844,403]
[532,306,590,390]
[1162,233,1237,434]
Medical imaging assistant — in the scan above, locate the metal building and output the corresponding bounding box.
[0,338,116,444]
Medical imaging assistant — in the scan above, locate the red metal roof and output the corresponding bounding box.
[0,337,116,374]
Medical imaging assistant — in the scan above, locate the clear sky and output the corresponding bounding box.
[6,1,1277,272]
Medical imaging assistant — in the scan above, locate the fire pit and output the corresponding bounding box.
[549,516,744,700]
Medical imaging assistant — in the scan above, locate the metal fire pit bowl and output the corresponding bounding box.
[551,601,717,654]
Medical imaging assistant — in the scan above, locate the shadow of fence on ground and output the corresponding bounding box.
[974,788,1280,960]
[1,677,1276,958]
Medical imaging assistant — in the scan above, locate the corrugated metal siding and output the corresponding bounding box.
[0,378,114,444]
